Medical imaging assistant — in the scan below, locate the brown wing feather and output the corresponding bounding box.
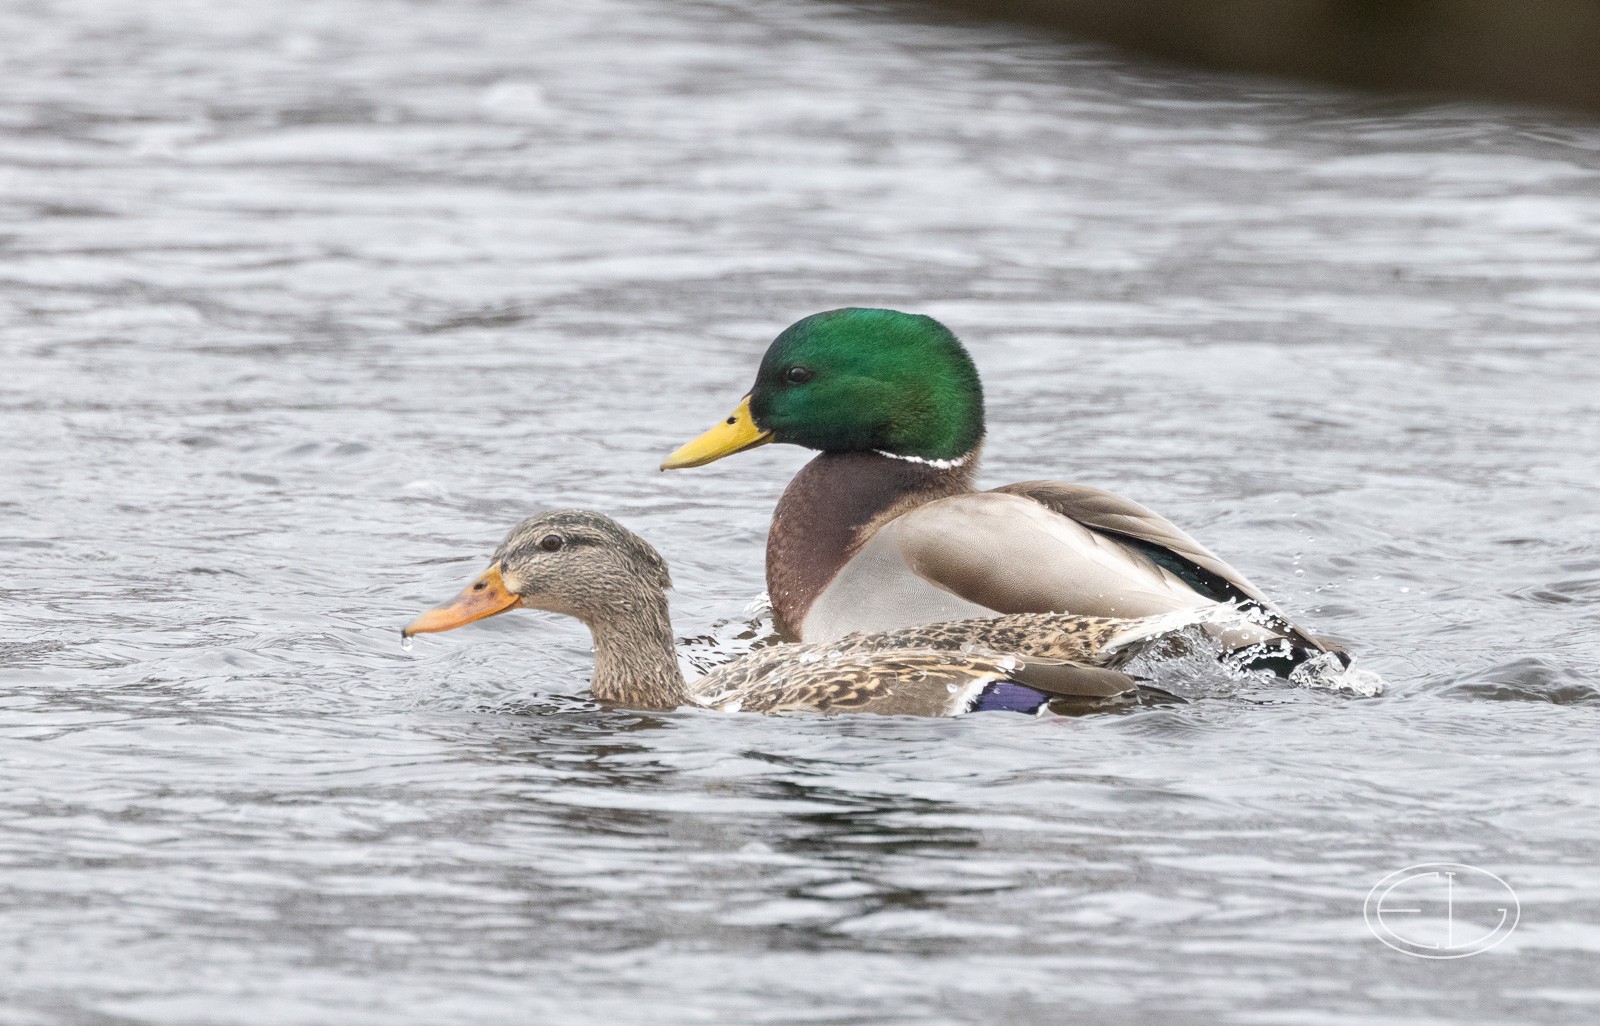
[993,481,1274,605]
[687,608,1162,713]
[993,481,1327,651]
[688,645,1028,717]
[841,612,1135,663]
[1006,658,1137,697]
[881,492,1228,624]
[833,613,1146,697]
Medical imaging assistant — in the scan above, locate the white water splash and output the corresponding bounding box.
[677,592,780,682]
[1116,618,1386,699]
[1290,652,1387,697]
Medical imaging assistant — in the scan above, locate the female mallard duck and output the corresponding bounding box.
[661,308,1344,674]
[402,510,1219,716]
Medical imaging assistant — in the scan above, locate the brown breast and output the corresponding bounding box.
[765,449,979,640]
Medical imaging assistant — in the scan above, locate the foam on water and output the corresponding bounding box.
[676,593,780,682]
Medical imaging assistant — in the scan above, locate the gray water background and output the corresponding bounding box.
[3,0,1600,1022]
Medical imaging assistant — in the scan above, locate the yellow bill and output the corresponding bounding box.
[403,563,520,636]
[659,395,773,470]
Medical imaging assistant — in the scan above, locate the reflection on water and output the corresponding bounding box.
[3,0,1600,1022]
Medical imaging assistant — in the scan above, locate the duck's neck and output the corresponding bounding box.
[766,445,981,640]
[585,592,691,711]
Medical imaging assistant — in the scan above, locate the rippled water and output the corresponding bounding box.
[4,0,1600,1022]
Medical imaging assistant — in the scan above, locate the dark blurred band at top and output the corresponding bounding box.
[920,0,1600,113]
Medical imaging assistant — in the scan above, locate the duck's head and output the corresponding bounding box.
[403,510,671,637]
[661,308,985,470]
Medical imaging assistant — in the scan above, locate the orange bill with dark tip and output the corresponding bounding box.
[403,562,520,637]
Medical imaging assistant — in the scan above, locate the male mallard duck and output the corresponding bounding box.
[661,308,1344,674]
[402,510,1220,716]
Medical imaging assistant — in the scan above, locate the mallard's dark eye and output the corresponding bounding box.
[538,534,564,552]
[784,365,813,385]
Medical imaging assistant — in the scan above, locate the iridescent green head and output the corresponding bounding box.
[660,308,985,469]
[751,308,984,458]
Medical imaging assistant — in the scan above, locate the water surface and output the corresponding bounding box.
[3,0,1599,1023]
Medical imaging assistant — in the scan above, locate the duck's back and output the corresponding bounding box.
[784,478,1325,659]
[687,644,1028,717]
[798,491,1219,641]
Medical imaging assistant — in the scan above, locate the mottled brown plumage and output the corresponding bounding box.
[688,646,1030,716]
[405,510,1217,717]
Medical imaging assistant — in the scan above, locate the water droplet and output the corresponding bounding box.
[946,683,958,694]
[400,635,413,653]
